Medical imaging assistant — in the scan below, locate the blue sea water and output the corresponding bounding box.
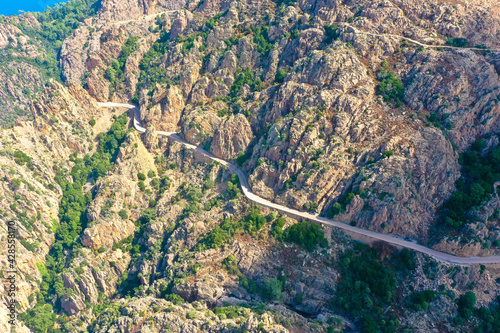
[0,0,69,16]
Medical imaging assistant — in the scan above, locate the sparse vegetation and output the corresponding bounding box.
[105,36,140,97]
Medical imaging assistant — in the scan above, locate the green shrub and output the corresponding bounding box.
[274,0,297,5]
[137,173,146,181]
[407,290,437,311]
[239,275,258,293]
[231,69,255,97]
[475,296,500,332]
[118,209,128,220]
[217,108,229,117]
[302,202,318,212]
[334,244,398,332]
[222,255,240,275]
[105,36,140,91]
[262,278,284,301]
[165,293,185,305]
[236,151,248,166]
[271,217,286,239]
[284,221,328,251]
[445,38,468,48]
[440,142,500,229]
[148,170,156,178]
[20,239,36,252]
[252,26,273,56]
[213,306,248,319]
[329,202,343,217]
[13,150,32,166]
[383,150,394,158]
[19,304,56,333]
[186,311,197,319]
[376,63,404,107]
[324,24,340,43]
[275,69,289,84]
[457,291,476,320]
[89,119,96,127]
[12,178,22,188]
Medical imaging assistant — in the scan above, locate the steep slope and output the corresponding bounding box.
[3,0,500,332]
[60,0,500,250]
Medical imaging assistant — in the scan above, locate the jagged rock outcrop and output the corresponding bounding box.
[143,126,159,151]
[60,248,130,315]
[0,80,123,331]
[210,114,253,160]
[92,297,295,333]
[140,85,185,132]
[81,216,135,249]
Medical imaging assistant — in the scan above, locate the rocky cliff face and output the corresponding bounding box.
[0,17,46,127]
[67,0,474,245]
[3,0,500,332]
[0,81,123,332]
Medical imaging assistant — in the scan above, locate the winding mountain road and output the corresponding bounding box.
[98,102,500,266]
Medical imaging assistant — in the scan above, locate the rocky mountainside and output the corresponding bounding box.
[2,0,500,332]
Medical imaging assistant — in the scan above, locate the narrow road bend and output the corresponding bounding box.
[98,102,500,266]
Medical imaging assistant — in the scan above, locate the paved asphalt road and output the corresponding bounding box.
[98,102,500,265]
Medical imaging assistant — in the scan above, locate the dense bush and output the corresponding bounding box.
[475,297,500,332]
[18,304,56,333]
[328,191,356,218]
[196,218,237,251]
[284,221,328,251]
[271,217,286,238]
[251,26,273,56]
[324,24,340,43]
[118,209,128,220]
[457,291,477,320]
[262,277,284,301]
[196,207,268,251]
[226,174,241,199]
[275,69,289,84]
[440,142,500,229]
[13,150,32,166]
[446,38,468,48]
[407,290,437,311]
[274,0,297,5]
[231,69,256,97]
[376,62,404,107]
[213,306,248,319]
[302,202,318,212]
[334,244,403,332]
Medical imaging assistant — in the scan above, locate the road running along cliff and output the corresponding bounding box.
[98,102,500,266]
